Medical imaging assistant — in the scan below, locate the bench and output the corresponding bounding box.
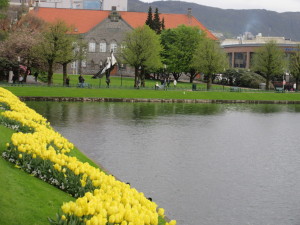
[275,87,285,93]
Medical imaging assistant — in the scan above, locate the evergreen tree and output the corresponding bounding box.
[145,6,153,30]
[153,8,161,34]
[161,17,165,31]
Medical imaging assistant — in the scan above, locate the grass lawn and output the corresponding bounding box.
[0,125,74,225]
[0,124,104,225]
[49,73,208,90]
[2,85,300,101]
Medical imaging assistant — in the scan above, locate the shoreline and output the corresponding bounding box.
[19,96,300,104]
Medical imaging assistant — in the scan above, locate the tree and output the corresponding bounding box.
[289,44,300,91]
[56,37,86,86]
[161,17,165,31]
[161,25,205,82]
[120,25,162,87]
[153,8,161,34]
[251,41,285,90]
[35,20,75,85]
[145,7,164,34]
[0,28,43,81]
[145,6,153,30]
[0,0,8,10]
[192,37,228,90]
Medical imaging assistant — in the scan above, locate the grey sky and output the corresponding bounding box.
[140,0,300,13]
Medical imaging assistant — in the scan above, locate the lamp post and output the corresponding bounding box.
[120,64,124,87]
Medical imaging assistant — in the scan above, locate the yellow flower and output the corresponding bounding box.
[18,154,22,159]
[169,220,177,225]
[61,215,66,220]
[158,208,165,217]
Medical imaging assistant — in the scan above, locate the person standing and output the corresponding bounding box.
[173,79,177,88]
[78,75,85,87]
[18,75,23,84]
[66,76,70,87]
[34,72,38,82]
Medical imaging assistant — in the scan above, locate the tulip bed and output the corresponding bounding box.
[0,87,176,225]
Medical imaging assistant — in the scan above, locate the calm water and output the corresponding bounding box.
[27,102,300,225]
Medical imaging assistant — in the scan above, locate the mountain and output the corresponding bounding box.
[128,0,300,41]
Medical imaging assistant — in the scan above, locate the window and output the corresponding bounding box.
[110,41,118,53]
[89,40,96,52]
[99,40,107,53]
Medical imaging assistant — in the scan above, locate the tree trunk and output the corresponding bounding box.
[172,72,181,82]
[266,74,270,90]
[189,69,196,83]
[141,67,145,87]
[47,61,53,86]
[207,73,212,90]
[63,63,68,86]
[134,66,138,87]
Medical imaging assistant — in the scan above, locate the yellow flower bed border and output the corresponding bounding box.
[0,88,176,225]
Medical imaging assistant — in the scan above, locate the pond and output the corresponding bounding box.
[26,101,300,225]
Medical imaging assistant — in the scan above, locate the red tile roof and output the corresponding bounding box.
[121,11,217,40]
[32,8,217,39]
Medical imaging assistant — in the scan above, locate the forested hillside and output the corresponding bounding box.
[128,0,300,40]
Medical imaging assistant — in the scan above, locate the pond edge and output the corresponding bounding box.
[19,96,300,104]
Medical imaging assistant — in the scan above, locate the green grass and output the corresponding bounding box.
[2,85,300,101]
[49,73,207,90]
[0,125,74,225]
[0,124,103,225]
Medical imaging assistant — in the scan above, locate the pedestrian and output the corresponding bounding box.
[34,72,38,82]
[66,76,70,87]
[78,75,84,87]
[18,75,23,84]
[173,79,177,88]
[155,82,159,90]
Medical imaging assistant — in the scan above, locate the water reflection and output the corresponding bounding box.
[26,101,300,225]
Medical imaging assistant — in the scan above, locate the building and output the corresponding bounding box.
[32,7,217,75]
[10,0,127,10]
[102,0,127,11]
[221,33,300,69]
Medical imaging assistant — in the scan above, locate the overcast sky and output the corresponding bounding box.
[140,0,300,13]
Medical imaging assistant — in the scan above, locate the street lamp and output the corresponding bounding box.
[120,64,124,87]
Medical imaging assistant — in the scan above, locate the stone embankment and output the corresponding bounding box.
[19,96,300,104]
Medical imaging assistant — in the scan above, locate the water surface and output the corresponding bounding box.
[27,102,300,225]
